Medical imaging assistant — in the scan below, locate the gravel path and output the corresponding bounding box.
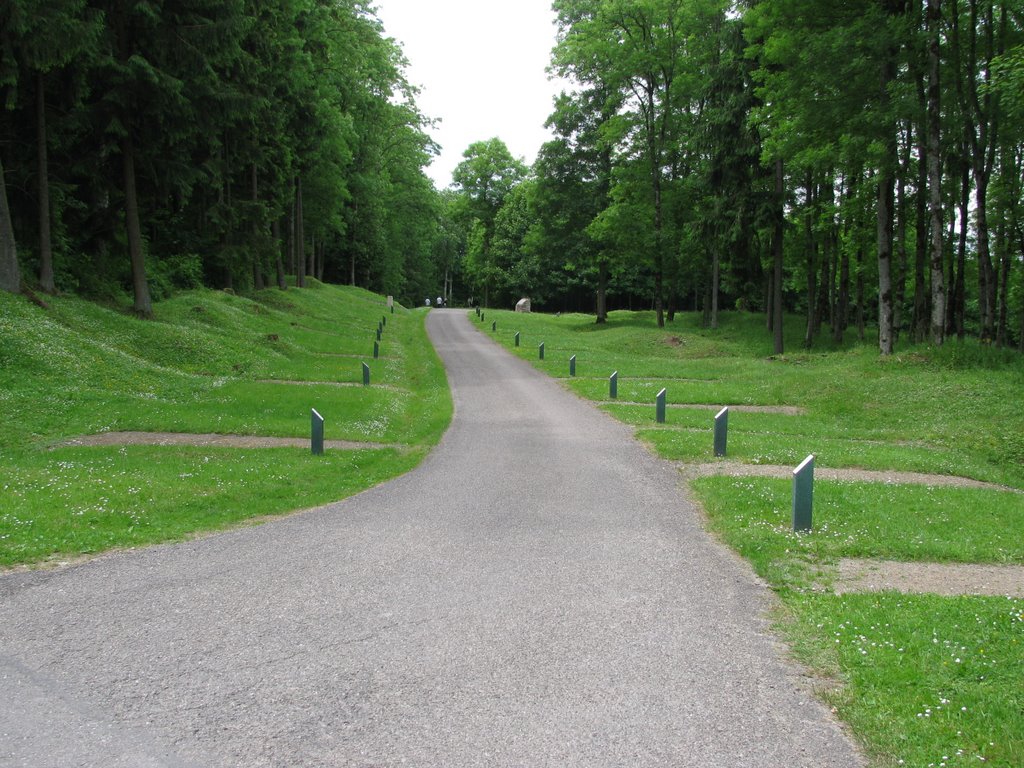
[680,460,1017,491]
[56,431,399,452]
[0,309,863,767]
[835,558,1024,597]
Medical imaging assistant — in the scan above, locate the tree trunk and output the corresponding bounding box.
[926,0,946,345]
[711,245,720,330]
[955,161,969,339]
[122,135,152,317]
[307,230,315,282]
[894,134,908,341]
[913,128,929,343]
[273,219,286,290]
[815,188,832,337]
[803,171,816,348]
[0,155,20,294]
[975,172,995,341]
[856,246,866,342]
[772,158,784,355]
[596,259,608,323]
[37,72,55,294]
[252,163,264,291]
[877,169,896,355]
[295,177,305,288]
[834,241,850,345]
[995,217,1009,348]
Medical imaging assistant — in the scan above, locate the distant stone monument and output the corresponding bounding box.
[515,297,531,313]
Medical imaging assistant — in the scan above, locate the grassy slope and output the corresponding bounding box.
[475,307,1023,768]
[0,283,451,566]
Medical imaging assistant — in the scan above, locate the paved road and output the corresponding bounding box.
[0,310,864,767]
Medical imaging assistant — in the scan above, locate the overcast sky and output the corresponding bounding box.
[373,0,570,189]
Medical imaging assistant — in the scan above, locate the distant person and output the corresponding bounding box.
[425,298,431,307]
[437,296,443,307]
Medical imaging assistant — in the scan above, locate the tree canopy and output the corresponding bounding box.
[4,0,1023,356]
[0,0,441,310]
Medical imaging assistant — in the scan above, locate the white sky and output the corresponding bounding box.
[373,0,570,189]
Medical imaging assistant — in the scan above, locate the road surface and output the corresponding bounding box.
[0,309,863,767]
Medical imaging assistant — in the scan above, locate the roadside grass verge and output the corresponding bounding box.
[472,307,1024,767]
[0,283,451,568]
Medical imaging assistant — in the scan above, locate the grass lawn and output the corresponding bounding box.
[474,307,1024,768]
[0,282,451,568]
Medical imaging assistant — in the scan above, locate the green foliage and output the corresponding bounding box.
[0,0,443,306]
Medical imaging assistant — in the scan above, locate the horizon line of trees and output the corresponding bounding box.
[0,0,444,314]
[446,0,1024,355]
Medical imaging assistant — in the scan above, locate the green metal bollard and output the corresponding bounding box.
[539,342,545,360]
[514,332,520,347]
[793,454,815,532]
[714,406,729,457]
[362,362,371,386]
[311,408,324,455]
[373,340,379,359]
[569,355,576,376]
[656,388,667,423]
[610,371,618,399]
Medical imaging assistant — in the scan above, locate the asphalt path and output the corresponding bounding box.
[0,309,864,767]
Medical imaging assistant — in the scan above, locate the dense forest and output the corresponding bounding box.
[0,0,440,311]
[2,1,1023,355]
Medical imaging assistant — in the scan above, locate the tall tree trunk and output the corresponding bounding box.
[815,185,832,337]
[307,230,315,281]
[995,216,1010,348]
[955,161,969,339]
[975,172,995,341]
[877,44,898,355]
[856,245,866,342]
[913,127,929,343]
[895,133,909,341]
[37,72,55,294]
[295,177,305,288]
[252,164,264,291]
[273,219,286,290]
[927,0,946,345]
[711,245,720,330]
[122,134,152,318]
[596,259,608,324]
[834,242,850,345]
[646,77,665,329]
[877,166,896,355]
[772,158,785,354]
[0,155,19,294]
[803,172,816,348]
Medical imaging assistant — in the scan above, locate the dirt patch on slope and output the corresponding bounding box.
[681,461,1017,491]
[55,431,398,452]
[836,558,1024,597]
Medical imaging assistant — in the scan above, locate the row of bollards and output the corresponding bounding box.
[312,310,389,455]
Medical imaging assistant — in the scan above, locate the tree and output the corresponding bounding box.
[926,0,946,344]
[0,156,18,294]
[452,138,527,306]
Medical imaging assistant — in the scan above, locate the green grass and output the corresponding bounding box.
[784,593,1023,768]
[0,282,451,567]
[694,477,1024,590]
[472,307,1024,767]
